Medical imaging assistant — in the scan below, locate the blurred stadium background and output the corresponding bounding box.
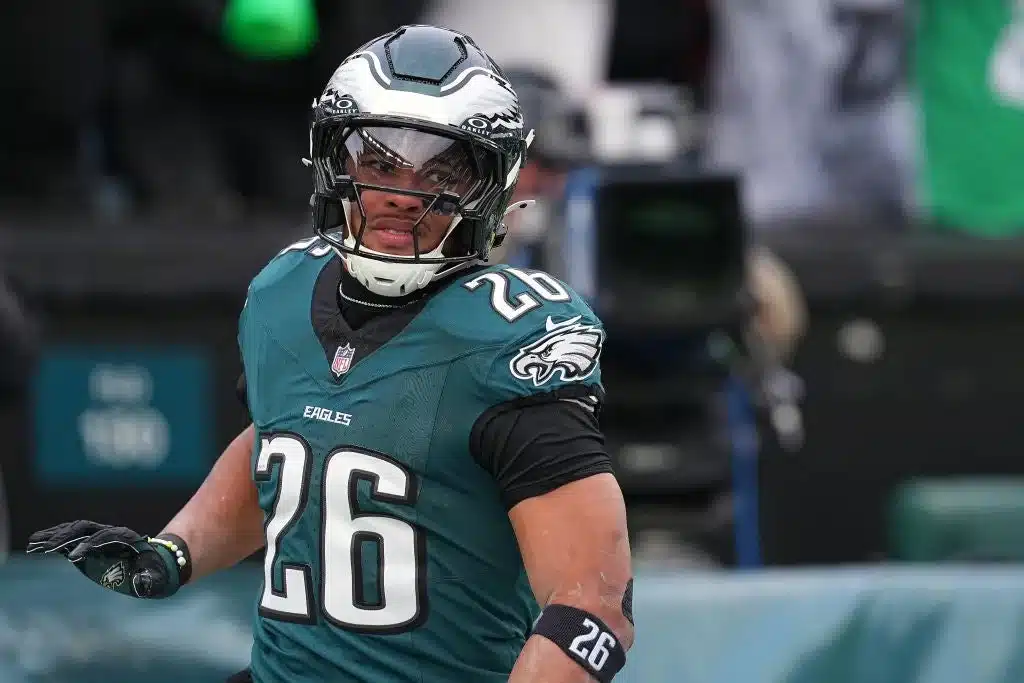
[4,0,1024,681]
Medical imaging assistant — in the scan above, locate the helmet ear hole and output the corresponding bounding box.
[441,218,477,257]
[433,190,460,216]
[321,197,348,232]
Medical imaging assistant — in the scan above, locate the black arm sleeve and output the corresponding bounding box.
[470,394,614,510]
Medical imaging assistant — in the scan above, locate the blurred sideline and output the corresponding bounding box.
[3,556,1024,683]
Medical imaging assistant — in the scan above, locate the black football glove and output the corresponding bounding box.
[26,520,191,599]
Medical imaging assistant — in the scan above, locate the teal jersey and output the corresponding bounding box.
[238,237,605,683]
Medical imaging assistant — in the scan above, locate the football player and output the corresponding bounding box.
[28,25,634,683]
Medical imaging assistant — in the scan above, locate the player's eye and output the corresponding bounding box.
[359,157,398,177]
[422,167,454,187]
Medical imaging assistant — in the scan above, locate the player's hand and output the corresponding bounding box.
[26,520,183,599]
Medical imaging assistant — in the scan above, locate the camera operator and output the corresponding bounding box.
[489,67,592,270]
[495,68,806,366]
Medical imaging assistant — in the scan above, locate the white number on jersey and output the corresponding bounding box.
[255,435,315,621]
[255,434,426,632]
[463,267,571,322]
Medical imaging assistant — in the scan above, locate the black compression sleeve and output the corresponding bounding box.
[470,393,614,509]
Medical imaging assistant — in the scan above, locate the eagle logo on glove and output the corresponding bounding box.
[100,561,126,589]
[509,316,603,387]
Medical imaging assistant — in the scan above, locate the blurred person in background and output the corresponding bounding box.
[28,25,635,683]
[489,67,593,269]
[706,0,913,225]
[747,247,807,365]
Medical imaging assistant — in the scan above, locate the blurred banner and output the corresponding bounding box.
[4,558,1024,683]
[917,0,1024,236]
[33,346,213,488]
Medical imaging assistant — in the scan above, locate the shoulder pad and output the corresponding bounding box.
[247,235,333,300]
[440,265,605,403]
[238,236,334,422]
[434,264,599,348]
[493,313,605,395]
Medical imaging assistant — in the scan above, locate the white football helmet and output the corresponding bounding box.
[307,25,532,297]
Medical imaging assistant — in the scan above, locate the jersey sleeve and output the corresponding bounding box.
[468,305,611,507]
[483,311,606,404]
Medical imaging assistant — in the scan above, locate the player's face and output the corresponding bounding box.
[342,127,482,256]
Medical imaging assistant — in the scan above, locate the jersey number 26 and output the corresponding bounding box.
[256,433,426,633]
[463,267,570,322]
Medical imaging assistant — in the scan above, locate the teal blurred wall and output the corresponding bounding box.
[4,557,1024,683]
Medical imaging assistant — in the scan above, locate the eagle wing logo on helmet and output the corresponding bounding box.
[509,316,603,387]
[460,109,524,139]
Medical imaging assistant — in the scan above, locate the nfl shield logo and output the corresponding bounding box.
[331,344,356,377]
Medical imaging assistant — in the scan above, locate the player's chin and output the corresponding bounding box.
[362,242,418,257]
[362,232,444,257]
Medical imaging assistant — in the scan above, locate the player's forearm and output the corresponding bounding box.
[160,424,265,582]
[508,474,635,682]
[508,588,635,683]
[509,635,600,682]
[509,612,634,683]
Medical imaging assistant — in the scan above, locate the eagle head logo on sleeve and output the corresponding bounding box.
[509,316,604,387]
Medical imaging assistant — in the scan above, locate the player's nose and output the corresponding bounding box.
[385,191,426,213]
